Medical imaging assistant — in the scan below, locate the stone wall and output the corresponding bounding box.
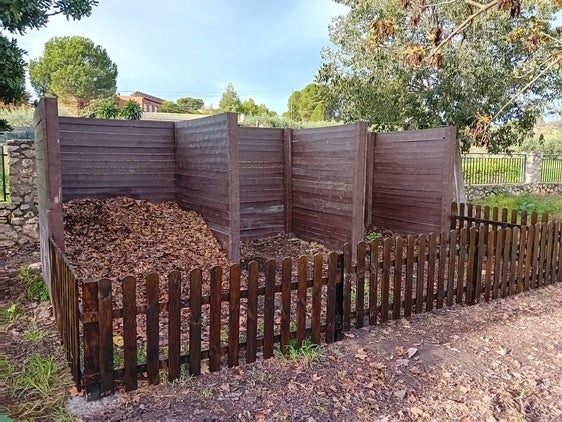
[466,183,562,201]
[0,140,39,249]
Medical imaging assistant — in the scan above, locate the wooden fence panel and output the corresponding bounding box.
[263,260,276,359]
[189,269,202,376]
[416,236,426,314]
[280,258,292,353]
[246,262,259,363]
[393,237,404,320]
[82,280,100,401]
[209,267,222,372]
[312,254,323,343]
[355,242,366,328]
[369,239,380,325]
[343,244,352,332]
[297,256,308,347]
[228,265,241,368]
[146,274,160,385]
[98,278,114,396]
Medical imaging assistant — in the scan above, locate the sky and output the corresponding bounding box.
[16,1,349,114]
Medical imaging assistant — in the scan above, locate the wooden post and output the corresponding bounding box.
[351,121,368,253]
[283,128,293,233]
[34,97,63,294]
[226,113,240,262]
[364,131,375,228]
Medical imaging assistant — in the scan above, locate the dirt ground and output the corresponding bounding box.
[5,248,562,421]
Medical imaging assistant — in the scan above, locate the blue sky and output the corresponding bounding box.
[16,1,349,114]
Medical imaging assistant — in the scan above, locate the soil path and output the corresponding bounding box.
[71,282,562,421]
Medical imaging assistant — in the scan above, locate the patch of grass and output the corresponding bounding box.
[10,353,72,420]
[471,193,562,220]
[0,106,34,127]
[198,385,214,400]
[276,339,324,366]
[23,324,46,343]
[0,303,18,327]
[18,267,49,302]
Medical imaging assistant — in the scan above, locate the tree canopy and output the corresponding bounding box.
[318,0,562,151]
[283,83,336,122]
[218,83,276,116]
[29,36,117,110]
[0,0,99,105]
[160,97,205,113]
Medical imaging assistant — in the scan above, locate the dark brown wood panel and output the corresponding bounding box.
[59,117,175,202]
[291,122,367,251]
[371,127,456,235]
[238,127,285,240]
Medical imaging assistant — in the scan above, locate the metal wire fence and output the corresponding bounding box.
[462,153,527,185]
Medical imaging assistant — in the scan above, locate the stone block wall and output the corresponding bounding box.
[0,140,39,249]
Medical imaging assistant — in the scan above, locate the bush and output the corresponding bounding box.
[119,100,142,120]
[0,106,34,127]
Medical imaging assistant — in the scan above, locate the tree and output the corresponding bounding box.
[160,97,205,113]
[283,83,336,121]
[119,100,142,120]
[218,83,242,112]
[0,0,99,105]
[318,0,562,152]
[29,36,117,110]
[177,97,204,111]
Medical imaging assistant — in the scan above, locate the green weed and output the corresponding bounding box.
[0,303,18,326]
[471,193,562,220]
[18,267,49,302]
[365,231,382,241]
[23,325,46,343]
[276,339,324,366]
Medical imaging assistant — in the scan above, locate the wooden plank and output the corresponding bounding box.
[98,278,113,396]
[537,221,547,288]
[501,229,512,297]
[492,227,504,299]
[545,222,554,285]
[82,280,100,401]
[343,244,352,332]
[167,271,182,382]
[474,225,486,303]
[228,264,241,368]
[381,238,392,322]
[122,276,137,391]
[437,232,447,309]
[189,269,202,376]
[209,266,222,372]
[557,223,562,283]
[356,241,366,328]
[426,233,437,311]
[297,256,308,347]
[326,252,338,344]
[466,228,477,305]
[508,228,519,295]
[392,237,403,320]
[523,225,534,290]
[484,226,495,302]
[457,229,467,304]
[416,236,426,313]
[312,254,323,343]
[447,230,458,306]
[145,273,160,385]
[351,121,367,249]
[530,223,540,288]
[263,260,276,359]
[369,239,380,325]
[365,132,375,228]
[281,257,292,353]
[246,262,259,363]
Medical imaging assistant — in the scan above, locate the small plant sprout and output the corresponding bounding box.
[276,339,325,366]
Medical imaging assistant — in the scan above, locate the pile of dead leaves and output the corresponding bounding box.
[63,197,231,281]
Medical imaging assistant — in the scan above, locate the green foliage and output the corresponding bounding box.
[19,267,49,302]
[0,0,99,105]
[218,82,242,112]
[29,35,117,109]
[23,325,46,343]
[319,0,562,152]
[0,106,34,127]
[160,97,205,113]
[283,83,336,121]
[159,100,185,113]
[0,303,19,326]
[0,36,27,104]
[0,118,13,131]
[471,194,562,219]
[518,134,562,155]
[365,231,382,241]
[118,100,142,120]
[89,96,119,119]
[277,339,324,366]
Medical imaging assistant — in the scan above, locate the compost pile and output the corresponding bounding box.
[63,197,232,281]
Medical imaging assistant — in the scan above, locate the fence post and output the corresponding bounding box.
[525,152,543,184]
[335,253,344,341]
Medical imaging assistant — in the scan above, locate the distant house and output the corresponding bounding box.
[117,91,164,112]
